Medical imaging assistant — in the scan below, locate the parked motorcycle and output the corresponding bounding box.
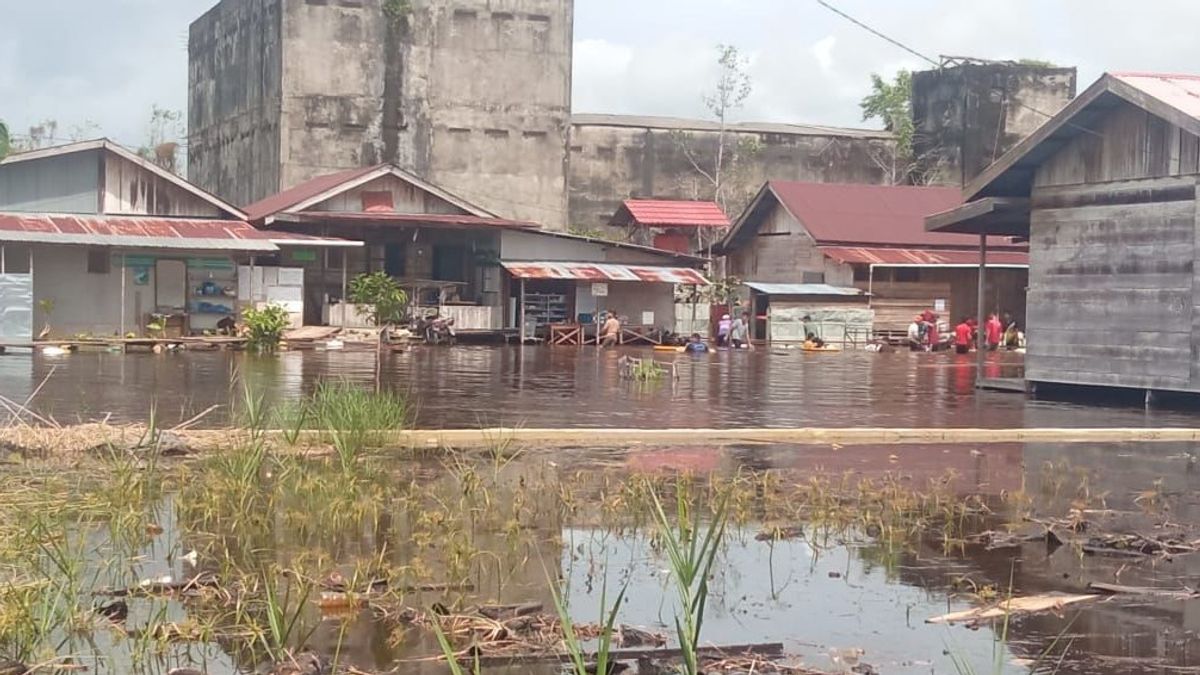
[411,315,456,345]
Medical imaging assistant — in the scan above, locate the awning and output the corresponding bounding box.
[924,197,1031,237]
[502,261,709,284]
[819,246,1028,267]
[0,214,279,252]
[744,282,865,296]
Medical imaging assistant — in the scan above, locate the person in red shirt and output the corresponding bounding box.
[985,313,1003,350]
[954,318,973,354]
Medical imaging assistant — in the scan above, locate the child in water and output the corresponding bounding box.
[684,333,709,353]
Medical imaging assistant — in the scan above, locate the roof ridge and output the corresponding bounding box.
[1109,71,1200,81]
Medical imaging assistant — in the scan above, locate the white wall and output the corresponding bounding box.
[32,245,131,336]
[600,282,675,330]
[500,229,692,265]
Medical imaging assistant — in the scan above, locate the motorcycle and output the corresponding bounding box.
[412,315,456,345]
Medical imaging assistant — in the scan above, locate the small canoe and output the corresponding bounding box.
[802,345,842,353]
[654,345,685,353]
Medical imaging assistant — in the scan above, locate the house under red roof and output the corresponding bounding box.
[611,199,731,228]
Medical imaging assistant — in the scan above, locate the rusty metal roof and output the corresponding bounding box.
[1111,72,1200,125]
[243,164,497,222]
[0,213,279,251]
[818,246,1028,266]
[283,211,540,230]
[612,200,730,228]
[501,261,709,284]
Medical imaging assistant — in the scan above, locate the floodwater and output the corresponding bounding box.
[6,439,1200,675]
[1,345,1198,428]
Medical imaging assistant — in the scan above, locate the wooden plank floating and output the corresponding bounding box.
[178,426,1200,448]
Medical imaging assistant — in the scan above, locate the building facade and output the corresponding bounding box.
[929,72,1200,394]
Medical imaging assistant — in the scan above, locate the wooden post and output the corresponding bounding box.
[519,277,526,344]
[976,234,988,385]
[340,255,349,329]
[120,253,127,337]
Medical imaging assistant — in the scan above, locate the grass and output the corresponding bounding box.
[308,380,409,471]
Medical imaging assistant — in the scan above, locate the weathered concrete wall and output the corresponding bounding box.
[912,62,1076,187]
[188,0,284,207]
[193,0,572,226]
[567,115,894,230]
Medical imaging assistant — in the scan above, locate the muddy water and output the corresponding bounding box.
[1,346,1197,428]
[17,439,1200,675]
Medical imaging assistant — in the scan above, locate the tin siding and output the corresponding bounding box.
[0,150,101,214]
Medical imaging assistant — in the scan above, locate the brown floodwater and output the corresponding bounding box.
[26,438,1200,675]
[1,345,1197,428]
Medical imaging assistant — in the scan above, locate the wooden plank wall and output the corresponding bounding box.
[726,202,852,286]
[102,153,223,218]
[1026,176,1197,391]
[1033,99,1200,188]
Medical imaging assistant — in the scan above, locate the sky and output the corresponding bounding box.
[4,0,1200,149]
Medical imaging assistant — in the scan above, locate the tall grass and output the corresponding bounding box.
[308,381,409,471]
[649,482,729,675]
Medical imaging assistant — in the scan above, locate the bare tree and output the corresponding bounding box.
[139,105,185,175]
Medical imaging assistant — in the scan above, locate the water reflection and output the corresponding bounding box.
[0,346,1194,428]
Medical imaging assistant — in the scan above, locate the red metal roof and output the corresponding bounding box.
[243,165,383,222]
[818,246,1029,266]
[0,213,280,251]
[765,181,1001,248]
[616,199,730,228]
[288,211,540,229]
[501,261,709,284]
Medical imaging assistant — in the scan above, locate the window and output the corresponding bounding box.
[0,244,31,274]
[895,268,920,282]
[87,248,110,274]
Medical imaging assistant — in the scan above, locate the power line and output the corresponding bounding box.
[815,0,938,68]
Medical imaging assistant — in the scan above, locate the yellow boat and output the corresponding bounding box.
[654,345,686,353]
[802,344,842,353]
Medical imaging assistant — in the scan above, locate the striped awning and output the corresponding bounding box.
[502,261,709,284]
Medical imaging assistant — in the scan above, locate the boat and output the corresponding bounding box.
[802,344,842,353]
[653,345,685,353]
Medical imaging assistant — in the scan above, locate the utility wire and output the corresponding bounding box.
[815,0,938,68]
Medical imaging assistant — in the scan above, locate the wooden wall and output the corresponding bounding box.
[309,174,465,215]
[725,202,852,285]
[102,153,224,218]
[1034,99,1200,188]
[1026,176,1197,391]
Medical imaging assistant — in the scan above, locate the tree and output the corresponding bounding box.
[860,70,925,184]
[0,120,9,161]
[675,45,755,211]
[139,105,185,174]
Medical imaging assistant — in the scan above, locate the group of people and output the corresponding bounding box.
[679,311,753,353]
[908,310,1022,353]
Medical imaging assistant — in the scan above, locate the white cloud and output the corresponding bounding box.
[810,36,836,74]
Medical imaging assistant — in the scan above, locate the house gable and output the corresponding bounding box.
[305,173,469,216]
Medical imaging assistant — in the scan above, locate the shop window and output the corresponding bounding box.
[1,244,31,273]
[87,248,110,274]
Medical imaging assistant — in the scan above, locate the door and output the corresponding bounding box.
[155,259,186,312]
[432,245,466,281]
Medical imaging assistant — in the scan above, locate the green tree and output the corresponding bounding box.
[0,120,9,160]
[348,272,409,326]
[860,70,915,180]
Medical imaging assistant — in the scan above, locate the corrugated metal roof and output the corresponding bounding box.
[0,213,279,251]
[286,211,541,229]
[501,261,709,284]
[615,200,730,227]
[744,282,865,296]
[818,246,1029,266]
[1110,72,1200,124]
[243,164,496,222]
[768,181,981,247]
[570,113,892,140]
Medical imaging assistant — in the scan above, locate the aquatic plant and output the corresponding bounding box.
[549,576,626,675]
[649,481,729,675]
[309,380,409,471]
[628,359,665,381]
[242,303,291,351]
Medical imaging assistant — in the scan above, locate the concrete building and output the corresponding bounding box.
[0,140,352,340]
[912,58,1077,187]
[568,114,894,230]
[928,72,1200,395]
[717,181,1028,342]
[189,0,572,226]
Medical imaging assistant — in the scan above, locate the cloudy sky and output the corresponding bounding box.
[2,0,1199,148]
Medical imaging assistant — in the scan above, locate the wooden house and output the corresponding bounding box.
[716,181,1028,339]
[928,72,1200,396]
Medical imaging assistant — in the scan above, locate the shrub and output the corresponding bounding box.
[348,271,409,326]
[242,304,290,351]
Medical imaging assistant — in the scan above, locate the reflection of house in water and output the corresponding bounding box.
[244,164,708,342]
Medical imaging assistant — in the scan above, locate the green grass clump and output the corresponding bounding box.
[308,381,410,471]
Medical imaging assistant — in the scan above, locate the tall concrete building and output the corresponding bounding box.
[911,59,1077,187]
[189,0,572,226]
